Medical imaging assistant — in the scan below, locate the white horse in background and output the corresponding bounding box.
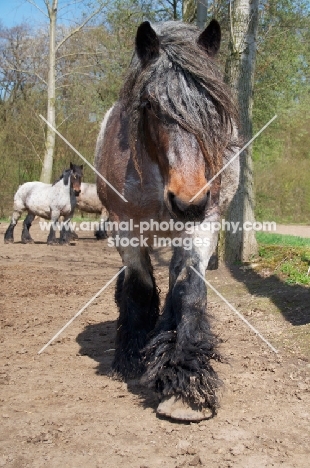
[76,182,109,239]
[4,163,83,245]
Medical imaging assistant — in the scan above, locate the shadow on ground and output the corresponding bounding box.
[76,320,159,411]
[230,265,310,326]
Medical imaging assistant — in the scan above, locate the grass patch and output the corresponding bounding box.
[256,231,310,247]
[256,232,310,286]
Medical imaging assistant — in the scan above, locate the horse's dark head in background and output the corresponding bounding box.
[55,163,84,196]
[120,20,237,221]
[69,162,84,196]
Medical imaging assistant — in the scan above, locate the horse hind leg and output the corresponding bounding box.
[4,210,22,244]
[112,245,160,379]
[59,215,73,245]
[95,208,109,240]
[21,213,35,244]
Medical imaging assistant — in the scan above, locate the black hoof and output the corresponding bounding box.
[207,254,219,270]
[95,230,108,240]
[47,240,59,246]
[21,238,34,244]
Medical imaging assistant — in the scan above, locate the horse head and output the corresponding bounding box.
[69,162,84,196]
[122,20,236,222]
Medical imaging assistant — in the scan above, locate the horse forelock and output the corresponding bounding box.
[120,22,238,177]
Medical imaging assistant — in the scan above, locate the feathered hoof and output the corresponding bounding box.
[21,238,34,244]
[69,231,79,240]
[47,240,59,246]
[95,231,108,240]
[111,358,145,381]
[157,396,213,422]
[4,238,14,244]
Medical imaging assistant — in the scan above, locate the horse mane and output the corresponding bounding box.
[120,21,238,177]
[53,168,71,186]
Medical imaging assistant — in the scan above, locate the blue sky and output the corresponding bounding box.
[0,0,46,28]
[0,1,90,29]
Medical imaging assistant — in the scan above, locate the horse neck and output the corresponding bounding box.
[56,175,72,194]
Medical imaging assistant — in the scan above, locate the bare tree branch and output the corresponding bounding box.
[19,126,43,163]
[56,50,107,61]
[55,3,106,52]
[26,0,49,18]
[4,65,47,85]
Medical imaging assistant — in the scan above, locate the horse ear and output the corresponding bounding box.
[197,19,221,57]
[80,165,84,170]
[70,162,73,170]
[135,21,160,67]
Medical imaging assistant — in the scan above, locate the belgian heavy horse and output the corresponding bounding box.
[76,182,109,239]
[4,163,83,245]
[95,20,240,421]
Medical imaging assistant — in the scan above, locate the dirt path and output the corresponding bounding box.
[274,224,310,238]
[0,221,309,468]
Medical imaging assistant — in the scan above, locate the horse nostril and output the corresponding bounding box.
[168,190,210,214]
[168,192,187,212]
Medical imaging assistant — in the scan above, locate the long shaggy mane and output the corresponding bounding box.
[120,21,238,177]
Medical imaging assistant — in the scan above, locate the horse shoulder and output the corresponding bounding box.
[96,103,130,209]
[50,179,73,213]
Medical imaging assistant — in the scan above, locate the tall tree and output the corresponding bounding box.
[224,0,259,262]
[196,0,208,28]
[26,0,106,183]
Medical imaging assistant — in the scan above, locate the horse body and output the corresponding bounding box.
[4,163,83,245]
[96,20,239,421]
[13,181,75,220]
[76,182,109,239]
[77,183,103,213]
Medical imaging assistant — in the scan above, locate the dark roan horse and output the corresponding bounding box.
[96,20,240,421]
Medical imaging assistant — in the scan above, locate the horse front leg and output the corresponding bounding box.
[4,210,22,244]
[113,243,159,379]
[21,213,35,244]
[143,219,221,421]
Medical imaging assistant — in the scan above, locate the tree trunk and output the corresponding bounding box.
[182,0,196,22]
[224,0,259,263]
[196,1,208,29]
[40,0,57,183]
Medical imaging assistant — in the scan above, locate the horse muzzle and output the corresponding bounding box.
[74,190,81,196]
[167,190,210,221]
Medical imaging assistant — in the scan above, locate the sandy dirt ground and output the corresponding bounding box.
[0,221,309,468]
[274,225,310,238]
